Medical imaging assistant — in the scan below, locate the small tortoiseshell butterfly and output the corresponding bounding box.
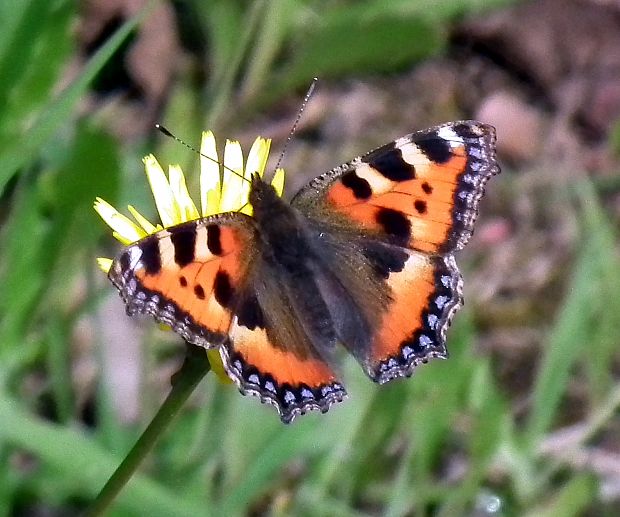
[109,121,499,423]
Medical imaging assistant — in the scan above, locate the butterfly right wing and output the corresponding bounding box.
[290,121,497,383]
[108,213,345,423]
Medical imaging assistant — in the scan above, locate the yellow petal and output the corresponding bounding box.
[127,205,158,235]
[200,131,221,217]
[203,188,221,217]
[219,140,245,212]
[97,257,113,273]
[239,202,253,216]
[143,154,179,227]
[246,137,271,178]
[271,168,285,197]
[169,164,200,222]
[238,137,269,211]
[94,197,147,243]
[111,231,134,246]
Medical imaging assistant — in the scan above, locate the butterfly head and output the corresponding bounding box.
[248,172,282,217]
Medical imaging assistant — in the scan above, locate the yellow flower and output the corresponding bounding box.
[95,130,285,382]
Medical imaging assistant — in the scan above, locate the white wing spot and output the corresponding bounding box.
[437,126,463,148]
[419,334,433,348]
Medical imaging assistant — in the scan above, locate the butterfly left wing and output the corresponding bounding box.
[292,121,498,382]
[108,214,346,423]
[220,267,347,423]
[108,214,259,347]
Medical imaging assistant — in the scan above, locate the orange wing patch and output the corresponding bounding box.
[221,322,347,423]
[367,251,462,383]
[295,121,498,255]
[327,155,465,254]
[108,216,257,347]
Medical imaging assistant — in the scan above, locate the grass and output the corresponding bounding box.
[1,0,619,515]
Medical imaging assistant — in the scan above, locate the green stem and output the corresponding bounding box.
[86,344,211,517]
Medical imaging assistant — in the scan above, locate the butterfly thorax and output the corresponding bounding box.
[248,174,339,347]
[249,175,314,270]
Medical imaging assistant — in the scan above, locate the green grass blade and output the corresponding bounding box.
[526,181,620,445]
[0,394,204,517]
[0,4,146,193]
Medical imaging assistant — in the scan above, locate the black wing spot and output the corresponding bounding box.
[237,295,265,329]
[362,145,416,181]
[179,275,188,287]
[363,242,408,279]
[207,224,222,255]
[194,284,206,299]
[341,171,372,199]
[414,199,427,214]
[421,181,433,194]
[171,229,196,267]
[375,208,411,245]
[214,271,234,308]
[417,135,452,164]
[141,237,162,275]
[453,122,480,139]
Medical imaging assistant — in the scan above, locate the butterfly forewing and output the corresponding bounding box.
[291,120,499,254]
[108,214,259,346]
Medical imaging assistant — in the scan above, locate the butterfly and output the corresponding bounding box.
[108,120,499,423]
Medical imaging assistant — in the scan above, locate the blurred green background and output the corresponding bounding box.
[1,0,620,515]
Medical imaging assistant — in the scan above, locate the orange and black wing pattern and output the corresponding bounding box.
[291,121,499,254]
[306,234,463,384]
[292,121,498,383]
[108,213,259,348]
[362,246,462,383]
[220,316,347,424]
[109,214,346,423]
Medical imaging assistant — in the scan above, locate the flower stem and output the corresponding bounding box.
[86,344,211,517]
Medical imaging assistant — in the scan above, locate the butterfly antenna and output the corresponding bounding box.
[273,77,318,172]
[155,124,250,183]
[236,200,250,213]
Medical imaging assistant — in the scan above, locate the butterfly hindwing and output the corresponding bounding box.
[364,250,462,383]
[299,225,462,383]
[291,121,498,254]
[221,273,347,423]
